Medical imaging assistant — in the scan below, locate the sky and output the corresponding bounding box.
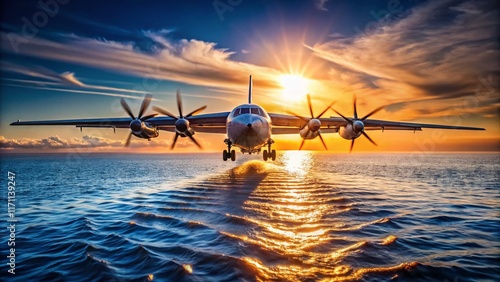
[0,0,498,153]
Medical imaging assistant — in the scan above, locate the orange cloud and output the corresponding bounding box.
[307,0,499,120]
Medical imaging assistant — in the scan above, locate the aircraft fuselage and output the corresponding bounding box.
[226,104,271,153]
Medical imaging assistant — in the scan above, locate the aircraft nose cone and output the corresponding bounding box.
[130,119,142,132]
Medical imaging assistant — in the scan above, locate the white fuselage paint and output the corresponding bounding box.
[226,104,271,152]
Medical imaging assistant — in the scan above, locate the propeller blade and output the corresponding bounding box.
[176,90,183,118]
[138,94,153,119]
[120,98,135,119]
[361,105,386,121]
[299,139,306,150]
[140,113,158,121]
[318,133,328,150]
[332,108,352,124]
[349,139,355,153]
[285,110,310,123]
[361,131,378,146]
[185,105,207,118]
[316,100,336,119]
[153,106,178,120]
[187,134,203,149]
[307,94,314,118]
[353,96,358,120]
[170,133,179,150]
[125,132,132,147]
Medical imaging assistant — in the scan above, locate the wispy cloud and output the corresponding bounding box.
[1,63,153,99]
[1,62,85,87]
[0,30,282,94]
[307,0,499,118]
[314,0,329,11]
[1,82,148,100]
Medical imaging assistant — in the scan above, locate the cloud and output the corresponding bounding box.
[60,72,84,87]
[307,0,499,118]
[0,30,282,96]
[0,135,121,149]
[0,134,209,151]
[314,0,329,11]
[1,62,85,87]
[1,63,154,100]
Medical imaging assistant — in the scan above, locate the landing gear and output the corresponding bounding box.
[223,139,236,161]
[263,139,276,161]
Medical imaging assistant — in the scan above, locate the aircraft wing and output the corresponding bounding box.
[10,112,230,129]
[10,117,134,128]
[268,113,485,132]
[269,113,346,128]
[361,119,485,131]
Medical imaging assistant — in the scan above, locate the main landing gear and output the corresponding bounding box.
[223,139,236,161]
[263,139,276,161]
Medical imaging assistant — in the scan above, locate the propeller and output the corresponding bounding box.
[286,94,335,150]
[331,96,386,152]
[153,90,207,150]
[120,94,157,147]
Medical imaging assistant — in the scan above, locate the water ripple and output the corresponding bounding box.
[1,152,498,281]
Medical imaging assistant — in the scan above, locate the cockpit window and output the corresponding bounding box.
[232,107,267,118]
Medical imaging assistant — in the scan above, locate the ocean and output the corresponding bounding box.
[0,152,499,281]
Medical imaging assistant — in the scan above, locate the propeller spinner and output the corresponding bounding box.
[120,94,157,147]
[287,94,335,150]
[331,96,385,152]
[153,90,207,150]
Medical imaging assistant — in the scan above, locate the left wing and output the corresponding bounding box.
[10,112,230,131]
[10,117,133,128]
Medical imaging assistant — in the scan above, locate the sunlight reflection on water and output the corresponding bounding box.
[2,153,498,281]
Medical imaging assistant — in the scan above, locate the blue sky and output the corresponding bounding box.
[0,0,498,151]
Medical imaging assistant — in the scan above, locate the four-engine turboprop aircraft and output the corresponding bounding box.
[11,75,485,161]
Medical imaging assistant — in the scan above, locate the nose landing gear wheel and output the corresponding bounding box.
[271,149,276,161]
[223,139,236,161]
[263,150,268,161]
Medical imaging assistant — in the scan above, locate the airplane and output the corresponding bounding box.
[10,75,485,161]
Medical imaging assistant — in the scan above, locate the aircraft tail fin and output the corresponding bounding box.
[248,75,252,104]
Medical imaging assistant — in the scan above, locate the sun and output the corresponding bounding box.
[279,74,310,102]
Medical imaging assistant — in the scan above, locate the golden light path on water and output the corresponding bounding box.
[221,151,415,281]
[8,153,498,281]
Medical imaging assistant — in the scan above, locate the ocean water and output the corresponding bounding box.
[0,152,499,282]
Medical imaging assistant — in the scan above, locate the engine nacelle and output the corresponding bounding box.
[142,123,159,138]
[300,126,319,139]
[130,120,159,139]
[339,123,362,140]
[299,118,321,140]
[179,128,195,138]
